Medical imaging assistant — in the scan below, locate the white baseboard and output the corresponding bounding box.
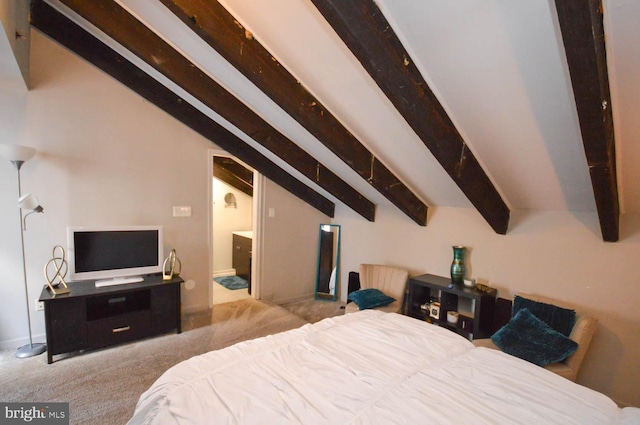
[213,269,236,278]
[260,292,273,302]
[0,332,47,351]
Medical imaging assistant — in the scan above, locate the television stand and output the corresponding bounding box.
[95,275,144,287]
[39,274,182,364]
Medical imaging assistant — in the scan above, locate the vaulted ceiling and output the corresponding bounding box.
[5,0,640,241]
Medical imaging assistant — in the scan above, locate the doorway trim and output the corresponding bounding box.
[208,148,263,308]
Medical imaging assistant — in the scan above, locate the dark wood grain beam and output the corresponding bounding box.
[48,0,376,222]
[30,0,334,217]
[554,0,619,242]
[310,0,510,234]
[213,157,253,198]
[158,0,428,226]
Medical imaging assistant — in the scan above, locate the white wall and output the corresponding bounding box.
[0,30,329,352]
[335,203,640,407]
[0,31,212,348]
[212,177,253,273]
[259,178,326,304]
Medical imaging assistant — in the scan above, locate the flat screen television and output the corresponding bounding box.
[67,225,163,287]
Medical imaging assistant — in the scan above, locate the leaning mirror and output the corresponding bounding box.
[315,224,340,301]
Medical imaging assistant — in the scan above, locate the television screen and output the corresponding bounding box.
[74,230,159,272]
[68,226,163,284]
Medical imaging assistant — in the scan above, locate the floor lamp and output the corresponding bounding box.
[0,144,47,358]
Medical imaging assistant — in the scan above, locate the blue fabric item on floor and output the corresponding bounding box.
[214,275,249,290]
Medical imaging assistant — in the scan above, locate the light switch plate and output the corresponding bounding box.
[173,206,192,217]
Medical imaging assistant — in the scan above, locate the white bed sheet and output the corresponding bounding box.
[129,310,639,425]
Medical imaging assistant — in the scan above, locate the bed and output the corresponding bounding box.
[128,310,639,424]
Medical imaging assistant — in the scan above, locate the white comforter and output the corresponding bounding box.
[129,310,639,424]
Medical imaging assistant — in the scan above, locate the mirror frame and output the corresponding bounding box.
[315,224,340,301]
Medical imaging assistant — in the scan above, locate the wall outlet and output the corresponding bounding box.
[173,206,192,217]
[35,300,44,311]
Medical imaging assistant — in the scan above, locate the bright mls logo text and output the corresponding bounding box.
[1,403,69,424]
[5,406,48,421]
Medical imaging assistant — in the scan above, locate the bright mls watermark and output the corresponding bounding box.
[0,403,68,424]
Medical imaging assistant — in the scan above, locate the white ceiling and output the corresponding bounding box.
[7,1,640,222]
[119,0,639,215]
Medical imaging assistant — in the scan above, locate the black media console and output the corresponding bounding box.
[39,274,182,364]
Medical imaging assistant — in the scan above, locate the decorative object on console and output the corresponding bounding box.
[0,144,47,359]
[475,283,493,293]
[43,245,71,295]
[163,249,182,281]
[450,245,466,285]
[429,301,441,319]
[447,310,459,324]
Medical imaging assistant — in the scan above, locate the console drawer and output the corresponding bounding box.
[87,311,151,348]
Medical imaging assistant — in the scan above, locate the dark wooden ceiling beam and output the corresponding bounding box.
[310,0,510,234]
[30,0,334,217]
[213,157,254,198]
[554,0,619,242]
[158,0,428,226]
[49,0,376,222]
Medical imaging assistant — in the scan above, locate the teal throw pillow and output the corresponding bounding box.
[348,288,395,310]
[513,295,576,337]
[491,308,578,367]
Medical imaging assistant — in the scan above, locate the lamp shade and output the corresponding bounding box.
[0,144,36,162]
[18,193,43,212]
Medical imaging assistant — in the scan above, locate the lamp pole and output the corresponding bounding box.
[12,160,46,358]
[0,145,46,358]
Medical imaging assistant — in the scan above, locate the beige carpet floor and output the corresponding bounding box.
[0,297,344,425]
[280,297,346,323]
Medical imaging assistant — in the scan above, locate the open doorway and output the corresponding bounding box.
[209,150,260,305]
